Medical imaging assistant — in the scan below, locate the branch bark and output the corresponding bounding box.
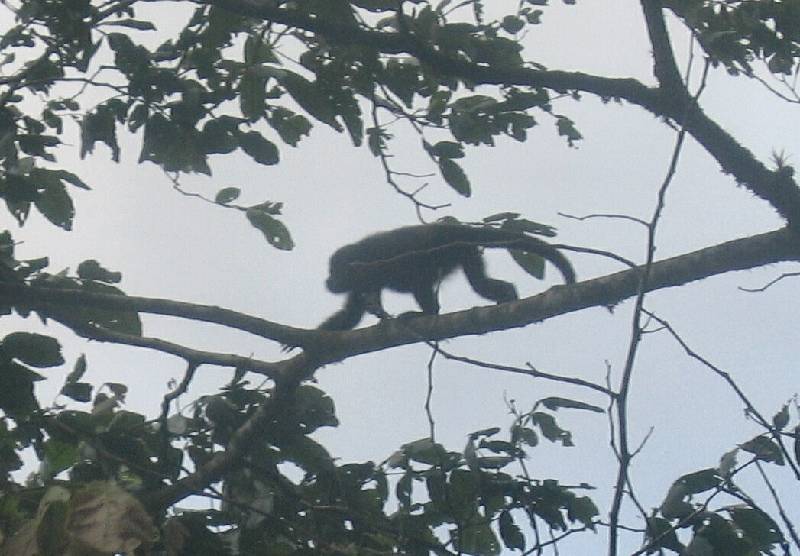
[5,227,795,371]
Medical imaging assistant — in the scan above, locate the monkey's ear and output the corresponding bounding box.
[509,249,546,280]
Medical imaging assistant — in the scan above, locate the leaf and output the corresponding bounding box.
[42,439,79,478]
[0,359,42,417]
[60,382,93,403]
[501,218,556,236]
[292,384,339,432]
[438,158,471,196]
[555,115,582,146]
[740,435,784,465]
[80,105,120,161]
[31,169,75,230]
[245,208,294,250]
[396,472,412,507]
[501,15,525,34]
[772,404,789,430]
[279,71,342,131]
[52,169,90,190]
[66,354,87,383]
[499,510,525,550]
[244,34,278,65]
[676,468,722,494]
[476,455,514,469]
[382,59,419,107]
[452,518,500,555]
[402,437,447,465]
[730,507,784,547]
[267,107,312,146]
[214,187,241,204]
[238,130,279,165]
[103,19,156,31]
[77,259,122,283]
[469,426,500,439]
[645,517,683,552]
[427,90,451,123]
[529,412,572,445]
[166,414,189,435]
[2,331,64,367]
[483,212,520,223]
[510,248,545,279]
[511,425,538,447]
[239,68,267,121]
[568,496,599,527]
[540,397,604,413]
[200,117,239,154]
[718,448,738,477]
[429,140,464,159]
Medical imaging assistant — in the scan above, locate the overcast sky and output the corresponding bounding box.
[4,1,800,552]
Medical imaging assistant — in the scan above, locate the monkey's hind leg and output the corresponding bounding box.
[462,250,518,304]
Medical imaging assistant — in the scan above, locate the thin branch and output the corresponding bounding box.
[738,271,800,292]
[608,57,704,555]
[559,212,650,228]
[644,310,800,482]
[754,461,800,551]
[158,361,198,467]
[430,345,614,397]
[72,323,281,377]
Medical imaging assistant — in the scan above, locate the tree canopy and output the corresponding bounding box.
[1,1,800,554]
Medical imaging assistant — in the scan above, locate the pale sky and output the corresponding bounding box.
[4,1,799,552]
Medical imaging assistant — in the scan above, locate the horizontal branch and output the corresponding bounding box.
[2,228,798,373]
[317,227,800,363]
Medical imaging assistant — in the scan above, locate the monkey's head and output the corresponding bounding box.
[325,246,359,293]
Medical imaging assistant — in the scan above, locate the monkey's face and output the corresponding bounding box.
[325,248,357,293]
[326,274,348,293]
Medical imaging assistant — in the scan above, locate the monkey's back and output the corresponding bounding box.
[325,223,574,294]
[326,225,472,294]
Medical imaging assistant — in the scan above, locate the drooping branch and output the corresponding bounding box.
[0,283,310,347]
[73,324,281,377]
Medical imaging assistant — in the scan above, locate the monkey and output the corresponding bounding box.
[318,223,575,331]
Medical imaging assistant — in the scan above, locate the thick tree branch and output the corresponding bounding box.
[204,0,800,225]
[315,227,800,363]
[3,228,799,368]
[640,0,686,93]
